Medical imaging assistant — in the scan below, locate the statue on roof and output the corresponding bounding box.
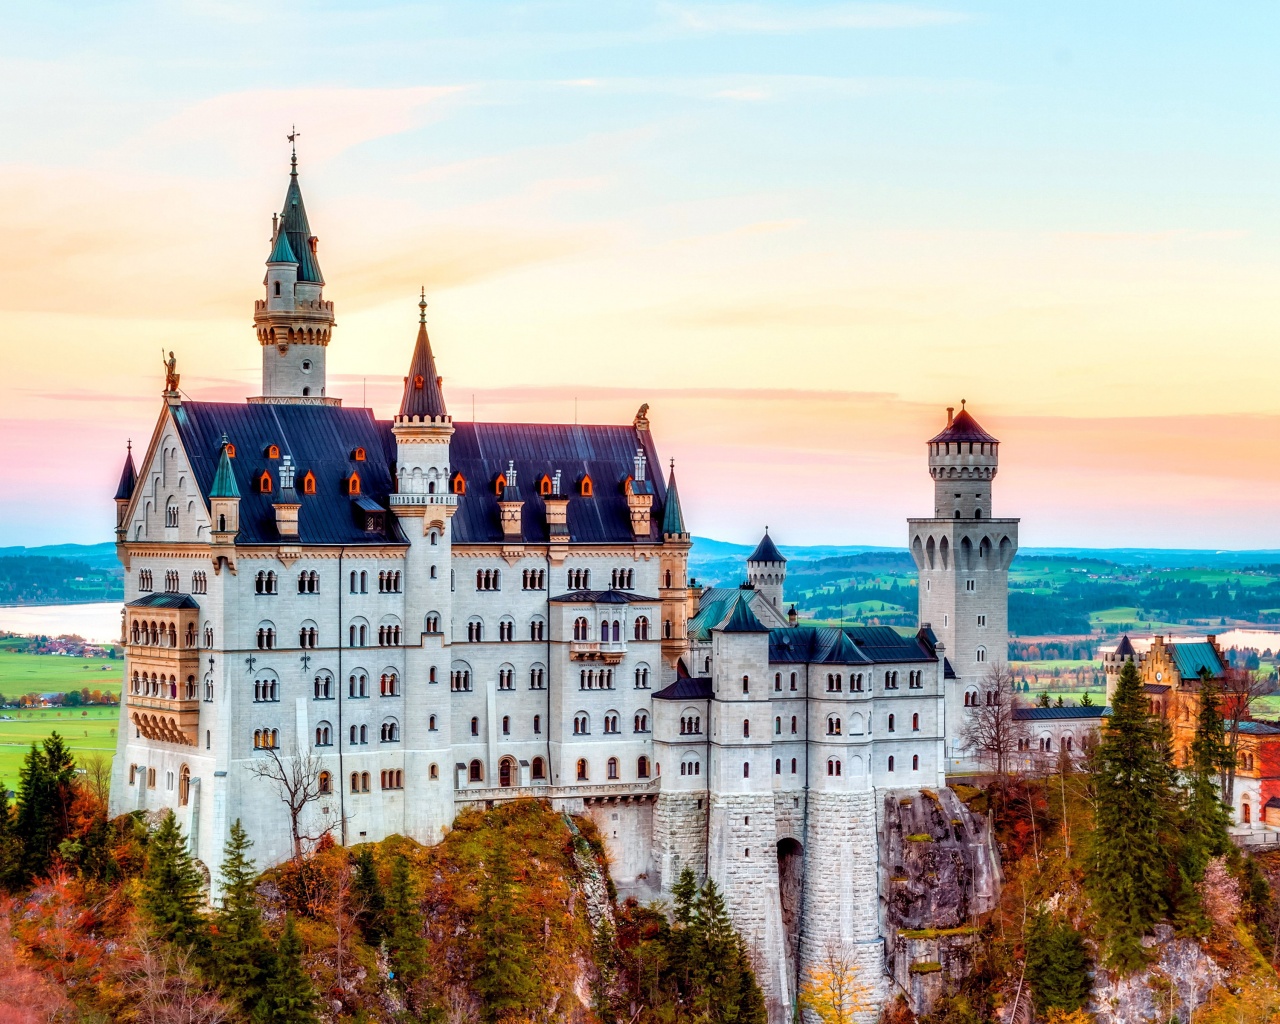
[162,350,180,394]
[634,403,650,430]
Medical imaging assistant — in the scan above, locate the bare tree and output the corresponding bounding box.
[80,751,111,804]
[1222,665,1267,804]
[798,941,872,1024]
[128,933,230,1024]
[246,745,336,860]
[960,662,1026,783]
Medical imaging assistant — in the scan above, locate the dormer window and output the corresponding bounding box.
[302,471,316,495]
[413,375,425,390]
[224,443,236,458]
[579,474,593,497]
[352,447,366,462]
[494,475,506,496]
[452,472,466,495]
[347,472,361,496]
[538,474,553,496]
[266,444,280,459]
[258,471,273,494]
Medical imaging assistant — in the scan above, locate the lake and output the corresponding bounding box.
[0,602,121,644]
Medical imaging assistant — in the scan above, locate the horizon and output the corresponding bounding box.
[5,2,1280,548]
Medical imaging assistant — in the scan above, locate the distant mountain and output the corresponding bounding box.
[0,543,119,571]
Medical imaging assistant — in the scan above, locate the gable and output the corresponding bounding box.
[124,407,212,544]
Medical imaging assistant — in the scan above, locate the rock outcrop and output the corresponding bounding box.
[1088,925,1227,1024]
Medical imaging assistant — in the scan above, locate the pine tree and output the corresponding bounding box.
[0,779,20,889]
[213,820,272,1013]
[1090,658,1179,971]
[1176,671,1233,932]
[385,855,425,988]
[14,732,76,882]
[672,866,699,926]
[687,879,766,1023]
[254,913,319,1024]
[474,840,538,1020]
[141,810,207,950]
[1036,692,1051,708]
[1079,691,1095,707]
[351,845,385,941]
[1025,913,1090,1012]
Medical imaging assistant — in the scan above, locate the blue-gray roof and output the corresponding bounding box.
[550,590,658,604]
[1236,719,1280,736]
[279,169,323,284]
[653,676,713,701]
[661,465,687,537]
[115,446,137,501]
[128,593,200,609]
[1014,706,1111,721]
[267,226,297,265]
[769,625,935,665]
[721,598,768,633]
[167,402,680,548]
[748,531,785,564]
[1170,641,1224,682]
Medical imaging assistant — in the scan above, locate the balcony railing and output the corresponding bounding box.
[388,493,458,507]
[456,777,661,803]
[570,640,627,663]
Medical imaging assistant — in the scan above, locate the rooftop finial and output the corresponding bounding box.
[127,438,132,453]
[419,286,427,325]
[961,398,966,410]
[287,125,300,175]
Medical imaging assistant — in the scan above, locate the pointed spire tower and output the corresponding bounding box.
[251,135,338,406]
[398,288,449,420]
[658,457,694,669]
[391,290,455,514]
[114,441,137,540]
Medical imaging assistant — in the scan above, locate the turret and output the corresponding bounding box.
[927,399,999,520]
[390,291,456,512]
[114,441,137,539]
[745,529,786,614]
[252,146,337,405]
[209,439,240,573]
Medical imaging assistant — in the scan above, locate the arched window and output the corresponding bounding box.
[912,754,920,771]
[302,471,316,495]
[471,716,479,736]
[319,771,332,794]
[912,713,919,732]
[791,758,797,774]
[532,757,546,781]
[743,761,750,778]
[638,756,650,779]
[429,714,437,730]
[827,715,841,736]
[347,472,361,495]
[634,712,649,732]
[607,757,619,780]
[258,471,272,494]
[634,616,650,641]
[579,475,593,496]
[315,722,332,746]
[429,763,439,780]
[469,760,483,782]
[888,756,895,772]
[178,765,190,806]
[577,758,589,781]
[888,714,895,732]
[381,719,400,742]
[976,646,986,663]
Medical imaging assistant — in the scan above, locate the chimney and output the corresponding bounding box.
[498,459,524,544]
[273,455,301,538]
[946,406,954,426]
[787,605,798,627]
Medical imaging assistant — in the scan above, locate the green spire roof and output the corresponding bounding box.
[279,166,323,284]
[662,463,687,536]
[267,224,297,265]
[720,594,768,633]
[209,444,240,499]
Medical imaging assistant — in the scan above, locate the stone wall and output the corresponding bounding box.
[653,790,708,889]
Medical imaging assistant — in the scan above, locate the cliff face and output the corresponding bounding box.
[880,787,1002,1015]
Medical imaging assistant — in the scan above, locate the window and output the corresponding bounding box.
[743,762,750,778]
[499,619,515,642]
[573,713,590,735]
[502,715,510,736]
[471,717,479,736]
[523,569,546,590]
[253,674,279,702]
[426,613,441,633]
[977,614,986,627]
[429,764,439,780]
[534,714,541,734]
[298,569,319,593]
[775,716,781,735]
[467,619,483,642]
[577,758,589,780]
[315,722,332,746]
[791,716,797,734]
[349,672,368,698]
[252,729,279,750]
[380,769,404,790]
[350,724,368,745]
[912,754,920,771]
[579,475,593,497]
[791,758,797,774]
[742,675,750,694]
[888,756,895,772]
[567,568,591,590]
[638,756,650,779]
[966,579,976,592]
[743,718,750,737]
[381,719,400,742]
[532,757,546,781]
[302,471,316,495]
[258,470,273,494]
[633,616,650,641]
[256,625,276,650]
[192,571,207,594]
[452,472,466,494]
[604,714,620,734]
[476,569,501,591]
[347,472,361,495]
[912,713,920,732]
[299,624,318,648]
[909,670,923,689]
[451,669,472,692]
[634,665,650,688]
[976,647,987,663]
[888,714,895,733]
[775,759,781,775]
[380,672,400,696]
[827,715,841,736]
[634,712,649,732]
[607,757,619,780]
[319,771,332,794]
[138,569,153,592]
[314,672,334,698]
[530,618,546,641]
[529,665,546,689]
[790,672,798,692]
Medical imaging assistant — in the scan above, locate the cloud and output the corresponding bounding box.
[660,2,970,34]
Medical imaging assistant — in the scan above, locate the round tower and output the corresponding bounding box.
[252,145,337,405]
[746,529,786,614]
[928,400,999,520]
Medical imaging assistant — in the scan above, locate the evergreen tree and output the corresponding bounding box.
[254,913,319,1024]
[1055,695,1065,708]
[14,732,76,881]
[1036,692,1051,709]
[1025,913,1090,1012]
[385,855,425,988]
[688,879,767,1024]
[1176,671,1233,932]
[672,866,699,926]
[141,810,207,950]
[0,780,20,889]
[213,820,272,1013]
[1079,691,1095,707]
[473,840,538,1020]
[351,845,385,941]
[1090,658,1179,971]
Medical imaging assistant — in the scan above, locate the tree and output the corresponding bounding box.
[0,783,20,888]
[254,913,319,1024]
[141,810,206,951]
[14,732,76,882]
[213,820,272,1014]
[473,839,538,1020]
[1221,666,1266,804]
[1025,913,1090,1012]
[246,746,335,860]
[1079,691,1094,707]
[799,942,872,1024]
[351,846,385,941]
[1036,691,1051,708]
[386,855,425,989]
[686,879,767,1024]
[960,663,1026,781]
[1090,658,1179,971]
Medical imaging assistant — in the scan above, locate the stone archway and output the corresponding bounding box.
[777,838,804,984]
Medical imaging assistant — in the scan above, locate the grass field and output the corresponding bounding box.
[0,706,119,785]
[0,651,123,699]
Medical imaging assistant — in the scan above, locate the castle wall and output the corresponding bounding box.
[654,790,709,889]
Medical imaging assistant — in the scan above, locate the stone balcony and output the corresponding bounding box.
[456,777,660,807]
[388,493,458,508]
[570,641,627,664]
[127,691,200,746]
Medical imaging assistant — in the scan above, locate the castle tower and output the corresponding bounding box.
[908,402,1019,769]
[252,146,337,405]
[390,291,457,842]
[1103,634,1138,705]
[707,597,792,1018]
[659,461,693,669]
[114,442,137,541]
[746,529,786,615]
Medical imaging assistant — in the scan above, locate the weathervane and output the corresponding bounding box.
[419,286,428,324]
[287,125,300,172]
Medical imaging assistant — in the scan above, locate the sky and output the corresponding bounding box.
[3,2,1280,549]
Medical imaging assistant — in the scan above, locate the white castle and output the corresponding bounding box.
[109,157,1018,1019]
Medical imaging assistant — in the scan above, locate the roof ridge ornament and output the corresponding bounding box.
[287,125,300,175]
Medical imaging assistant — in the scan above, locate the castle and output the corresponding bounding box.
[109,157,1018,1020]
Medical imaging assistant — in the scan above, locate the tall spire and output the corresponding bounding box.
[278,141,323,284]
[210,438,240,499]
[114,440,137,501]
[398,289,448,420]
[662,459,687,537]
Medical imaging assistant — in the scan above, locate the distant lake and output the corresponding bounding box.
[0,603,120,644]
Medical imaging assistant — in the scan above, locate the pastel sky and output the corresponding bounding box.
[4,2,1280,549]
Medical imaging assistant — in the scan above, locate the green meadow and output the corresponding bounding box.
[0,651,123,699]
[0,706,119,786]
